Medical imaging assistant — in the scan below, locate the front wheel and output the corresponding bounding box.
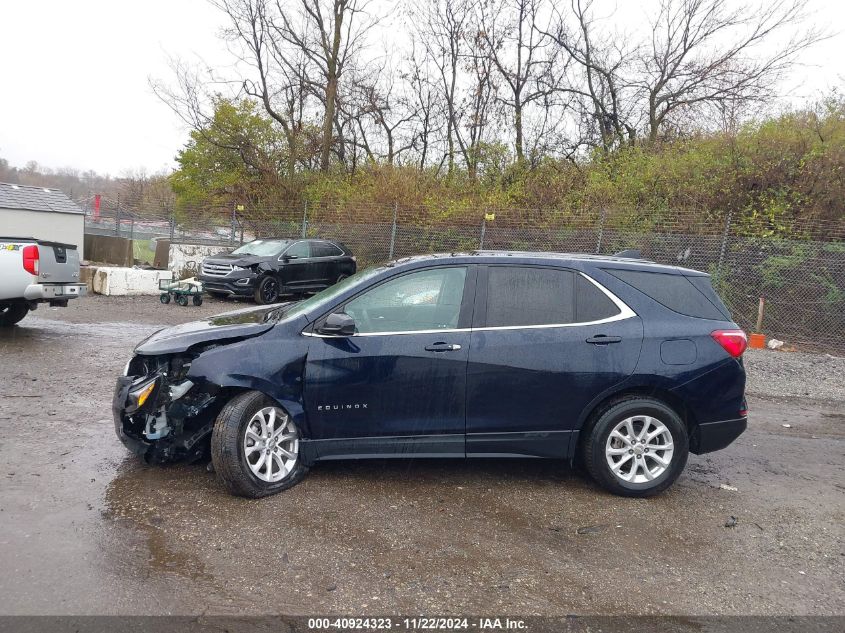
[0,303,29,326]
[211,391,308,498]
[254,276,280,304]
[582,397,689,498]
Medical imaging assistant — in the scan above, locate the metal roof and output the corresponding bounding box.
[0,182,84,215]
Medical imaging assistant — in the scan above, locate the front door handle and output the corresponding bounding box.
[425,342,462,352]
[586,335,622,345]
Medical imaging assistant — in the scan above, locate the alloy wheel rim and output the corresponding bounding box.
[605,415,674,484]
[243,406,299,483]
[264,280,278,302]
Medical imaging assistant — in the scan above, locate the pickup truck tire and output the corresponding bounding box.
[581,396,688,498]
[211,391,308,498]
[0,303,29,326]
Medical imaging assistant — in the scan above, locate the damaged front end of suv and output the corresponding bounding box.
[113,353,224,463]
[112,303,298,463]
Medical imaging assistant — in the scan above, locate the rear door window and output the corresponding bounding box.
[605,269,728,320]
[313,241,343,257]
[486,267,575,327]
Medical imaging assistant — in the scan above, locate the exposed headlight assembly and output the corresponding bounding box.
[126,377,159,413]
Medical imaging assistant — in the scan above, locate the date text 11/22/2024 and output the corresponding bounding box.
[307,618,527,630]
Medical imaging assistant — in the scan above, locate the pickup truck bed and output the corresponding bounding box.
[0,237,86,326]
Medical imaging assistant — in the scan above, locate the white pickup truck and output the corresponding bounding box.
[0,237,87,326]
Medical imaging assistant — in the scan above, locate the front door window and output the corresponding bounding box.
[344,267,467,334]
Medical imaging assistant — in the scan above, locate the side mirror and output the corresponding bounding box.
[282,254,298,261]
[318,312,356,337]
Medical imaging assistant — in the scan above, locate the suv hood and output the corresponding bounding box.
[204,253,275,267]
[135,303,293,355]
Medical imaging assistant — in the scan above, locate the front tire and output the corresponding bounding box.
[211,391,308,498]
[582,397,689,498]
[254,276,280,304]
[0,303,29,326]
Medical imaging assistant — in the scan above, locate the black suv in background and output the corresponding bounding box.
[199,238,356,304]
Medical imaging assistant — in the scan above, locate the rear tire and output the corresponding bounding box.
[160,293,171,304]
[581,397,688,498]
[0,303,29,326]
[192,295,203,306]
[211,391,308,498]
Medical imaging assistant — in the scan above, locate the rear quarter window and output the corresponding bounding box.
[605,269,729,320]
[576,275,621,322]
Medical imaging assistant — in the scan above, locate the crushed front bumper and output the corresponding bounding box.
[198,275,256,297]
[112,375,150,456]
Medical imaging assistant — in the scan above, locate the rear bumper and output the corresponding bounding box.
[24,283,86,301]
[691,416,747,454]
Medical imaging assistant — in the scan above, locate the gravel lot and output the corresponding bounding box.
[0,295,842,618]
[745,348,845,401]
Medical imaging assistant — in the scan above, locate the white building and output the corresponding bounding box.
[0,182,85,258]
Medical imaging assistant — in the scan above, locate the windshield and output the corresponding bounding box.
[278,265,386,321]
[231,239,291,257]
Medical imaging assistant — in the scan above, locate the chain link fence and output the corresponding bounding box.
[82,200,845,351]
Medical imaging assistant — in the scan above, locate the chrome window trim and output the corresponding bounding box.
[302,271,636,338]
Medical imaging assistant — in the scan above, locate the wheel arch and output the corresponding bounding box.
[575,384,697,459]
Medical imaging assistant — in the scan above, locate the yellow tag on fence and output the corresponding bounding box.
[484,212,495,221]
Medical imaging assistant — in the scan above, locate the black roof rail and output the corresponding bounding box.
[613,249,642,259]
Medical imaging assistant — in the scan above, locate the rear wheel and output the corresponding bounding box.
[176,294,189,306]
[192,295,203,306]
[211,391,308,498]
[0,303,29,326]
[582,397,688,497]
[254,276,280,304]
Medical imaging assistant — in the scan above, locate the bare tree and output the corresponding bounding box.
[639,0,823,143]
[210,0,377,173]
[546,0,638,150]
[478,0,559,163]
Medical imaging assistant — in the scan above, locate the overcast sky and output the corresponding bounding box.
[0,0,842,176]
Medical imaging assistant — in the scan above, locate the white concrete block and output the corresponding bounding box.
[169,243,232,278]
[91,267,173,296]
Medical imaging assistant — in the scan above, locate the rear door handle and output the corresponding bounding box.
[425,342,462,352]
[586,335,622,345]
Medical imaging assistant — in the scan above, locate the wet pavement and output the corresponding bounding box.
[0,296,843,616]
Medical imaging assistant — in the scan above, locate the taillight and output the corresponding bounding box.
[711,329,747,358]
[22,245,39,275]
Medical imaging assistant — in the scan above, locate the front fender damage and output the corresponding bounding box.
[113,353,224,463]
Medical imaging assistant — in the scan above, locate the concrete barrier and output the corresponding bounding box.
[84,234,133,266]
[169,243,232,278]
[90,267,173,296]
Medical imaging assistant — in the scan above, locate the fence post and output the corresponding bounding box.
[595,207,606,254]
[129,217,135,242]
[301,200,308,238]
[115,194,121,237]
[230,206,237,245]
[716,209,733,280]
[479,215,487,250]
[169,213,175,241]
[388,202,398,260]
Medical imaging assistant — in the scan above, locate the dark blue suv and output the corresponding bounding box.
[114,252,748,498]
